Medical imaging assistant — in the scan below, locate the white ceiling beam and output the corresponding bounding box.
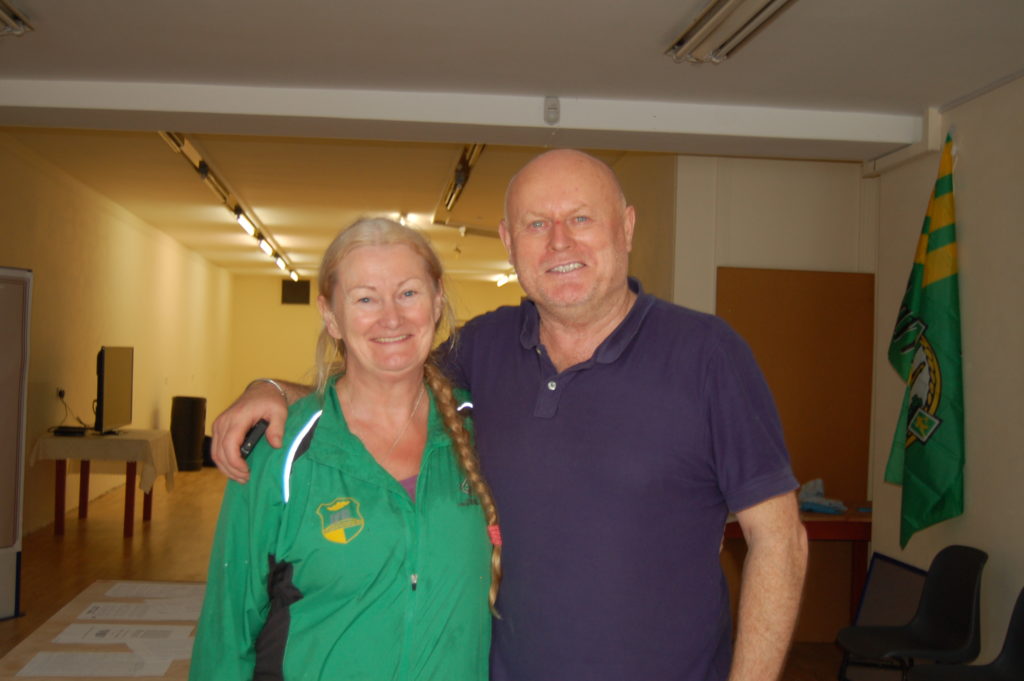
[0,79,922,161]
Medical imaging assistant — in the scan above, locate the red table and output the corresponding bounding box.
[31,430,176,537]
[726,503,872,619]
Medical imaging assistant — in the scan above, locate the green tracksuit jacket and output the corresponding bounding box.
[190,385,491,681]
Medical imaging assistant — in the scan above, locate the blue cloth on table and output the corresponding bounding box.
[798,478,847,514]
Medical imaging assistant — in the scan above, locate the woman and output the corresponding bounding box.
[191,218,501,681]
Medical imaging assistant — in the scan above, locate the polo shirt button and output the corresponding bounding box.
[547,381,557,391]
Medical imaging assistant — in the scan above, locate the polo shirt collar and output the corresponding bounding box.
[519,277,655,365]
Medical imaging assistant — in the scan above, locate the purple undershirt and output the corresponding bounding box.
[399,474,417,501]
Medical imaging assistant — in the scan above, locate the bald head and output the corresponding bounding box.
[504,149,627,222]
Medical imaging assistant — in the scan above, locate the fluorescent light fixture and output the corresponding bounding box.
[496,272,518,288]
[441,144,485,213]
[0,1,32,37]
[159,131,299,277]
[289,271,299,282]
[395,212,432,228]
[665,0,797,65]
[235,210,256,236]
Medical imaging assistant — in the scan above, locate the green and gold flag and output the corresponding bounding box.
[885,132,965,548]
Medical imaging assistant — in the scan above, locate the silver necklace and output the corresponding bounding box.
[383,385,425,458]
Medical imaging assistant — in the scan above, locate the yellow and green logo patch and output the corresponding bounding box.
[316,497,364,544]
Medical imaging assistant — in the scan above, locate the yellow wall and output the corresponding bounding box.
[615,153,678,301]
[871,75,1024,660]
[0,133,233,534]
[447,277,525,325]
[228,275,322,395]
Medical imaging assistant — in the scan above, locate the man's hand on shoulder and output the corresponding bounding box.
[211,379,294,483]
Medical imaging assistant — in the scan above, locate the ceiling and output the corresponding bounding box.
[1,0,1023,281]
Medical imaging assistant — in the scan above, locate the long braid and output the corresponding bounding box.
[424,361,502,612]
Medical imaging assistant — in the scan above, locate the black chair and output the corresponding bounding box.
[907,586,1024,681]
[836,544,988,681]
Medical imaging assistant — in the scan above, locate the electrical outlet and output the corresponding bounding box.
[56,387,65,400]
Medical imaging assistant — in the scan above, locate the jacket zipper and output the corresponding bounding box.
[398,451,424,681]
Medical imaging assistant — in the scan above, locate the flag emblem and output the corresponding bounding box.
[898,333,942,444]
[316,497,364,544]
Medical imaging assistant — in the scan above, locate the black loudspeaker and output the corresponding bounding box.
[282,279,310,305]
[170,396,206,471]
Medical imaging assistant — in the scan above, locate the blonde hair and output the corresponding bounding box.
[314,216,502,608]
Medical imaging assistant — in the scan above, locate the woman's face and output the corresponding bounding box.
[318,243,442,381]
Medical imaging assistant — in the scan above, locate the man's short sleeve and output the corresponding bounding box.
[705,323,798,512]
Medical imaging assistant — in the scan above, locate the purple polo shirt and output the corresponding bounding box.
[445,279,797,681]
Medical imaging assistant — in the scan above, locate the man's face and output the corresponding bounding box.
[499,151,635,319]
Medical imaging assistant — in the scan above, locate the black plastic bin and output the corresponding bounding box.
[171,396,206,471]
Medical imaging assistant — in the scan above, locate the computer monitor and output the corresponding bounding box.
[95,346,133,434]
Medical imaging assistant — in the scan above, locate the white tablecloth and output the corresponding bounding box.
[32,429,176,493]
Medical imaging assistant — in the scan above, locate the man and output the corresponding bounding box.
[213,149,807,681]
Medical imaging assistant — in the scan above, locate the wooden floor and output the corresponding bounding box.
[0,466,225,658]
[0,467,842,679]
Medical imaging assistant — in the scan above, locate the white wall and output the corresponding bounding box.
[871,75,1024,660]
[0,133,233,534]
[674,156,876,312]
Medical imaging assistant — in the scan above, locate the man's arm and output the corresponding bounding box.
[728,491,808,681]
[210,379,310,483]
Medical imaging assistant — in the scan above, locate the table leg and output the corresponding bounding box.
[124,462,137,538]
[54,459,67,536]
[78,460,90,519]
[850,541,868,621]
[143,490,153,522]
